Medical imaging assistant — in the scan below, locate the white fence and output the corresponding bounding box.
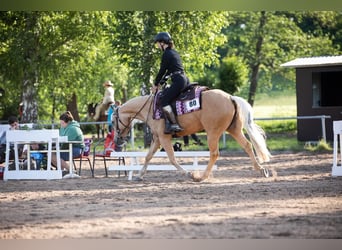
[332,120,342,177]
[3,115,331,149]
[220,115,331,148]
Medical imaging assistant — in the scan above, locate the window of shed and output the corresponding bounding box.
[312,71,342,107]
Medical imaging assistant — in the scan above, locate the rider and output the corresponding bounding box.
[94,80,115,121]
[152,32,189,134]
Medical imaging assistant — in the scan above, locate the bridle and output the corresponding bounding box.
[113,94,154,143]
[113,109,129,139]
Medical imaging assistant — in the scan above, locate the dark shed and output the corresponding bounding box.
[281,55,342,142]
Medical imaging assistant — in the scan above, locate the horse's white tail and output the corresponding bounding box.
[231,96,271,163]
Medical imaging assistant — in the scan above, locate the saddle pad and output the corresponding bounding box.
[153,86,207,120]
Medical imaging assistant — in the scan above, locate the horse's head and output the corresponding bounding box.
[87,103,97,118]
[112,105,130,147]
[112,95,153,146]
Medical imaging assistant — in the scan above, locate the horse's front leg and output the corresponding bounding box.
[135,136,160,181]
[192,133,219,182]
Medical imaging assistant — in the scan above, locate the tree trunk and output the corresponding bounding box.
[20,13,40,123]
[141,13,156,147]
[66,93,80,122]
[21,78,39,123]
[248,11,267,107]
[248,64,260,107]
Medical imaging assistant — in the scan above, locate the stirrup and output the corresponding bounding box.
[164,126,172,134]
[170,124,183,132]
[164,124,183,134]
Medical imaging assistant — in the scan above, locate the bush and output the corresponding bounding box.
[217,56,248,95]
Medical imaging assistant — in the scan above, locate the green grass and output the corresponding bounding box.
[304,139,333,152]
[253,90,297,118]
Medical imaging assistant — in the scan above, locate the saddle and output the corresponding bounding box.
[153,83,209,120]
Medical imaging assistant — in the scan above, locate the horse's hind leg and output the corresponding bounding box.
[229,130,263,171]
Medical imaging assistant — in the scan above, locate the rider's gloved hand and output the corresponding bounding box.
[151,85,159,94]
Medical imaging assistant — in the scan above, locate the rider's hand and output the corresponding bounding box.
[151,85,159,94]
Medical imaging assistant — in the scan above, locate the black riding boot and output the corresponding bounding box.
[162,105,183,134]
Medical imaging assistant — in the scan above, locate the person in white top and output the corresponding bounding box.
[93,80,115,121]
[0,116,20,164]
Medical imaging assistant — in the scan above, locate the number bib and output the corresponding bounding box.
[184,98,200,111]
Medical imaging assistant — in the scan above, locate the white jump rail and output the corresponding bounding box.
[0,123,34,142]
[4,129,62,180]
[332,120,342,177]
[109,151,216,180]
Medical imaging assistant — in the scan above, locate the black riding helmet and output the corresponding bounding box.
[154,32,172,44]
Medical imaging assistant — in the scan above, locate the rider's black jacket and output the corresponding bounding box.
[155,47,184,85]
[155,47,189,107]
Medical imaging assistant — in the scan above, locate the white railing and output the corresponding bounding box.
[11,115,331,148]
[257,115,331,141]
[221,115,331,148]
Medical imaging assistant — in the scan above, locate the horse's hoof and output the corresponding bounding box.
[260,168,270,178]
[133,176,144,181]
[193,177,202,182]
[190,173,202,182]
[186,172,193,179]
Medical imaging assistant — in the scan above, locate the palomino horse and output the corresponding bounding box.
[87,103,107,139]
[112,89,271,182]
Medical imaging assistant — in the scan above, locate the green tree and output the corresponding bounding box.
[0,11,112,122]
[0,12,42,122]
[222,11,340,106]
[109,11,228,95]
[285,11,341,48]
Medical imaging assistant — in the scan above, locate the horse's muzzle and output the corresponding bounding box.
[114,134,128,147]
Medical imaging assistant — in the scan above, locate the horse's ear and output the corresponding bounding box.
[113,105,119,115]
[109,104,116,111]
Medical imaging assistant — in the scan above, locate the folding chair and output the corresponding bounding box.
[73,138,94,177]
[92,131,125,177]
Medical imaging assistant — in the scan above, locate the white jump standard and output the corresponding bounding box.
[109,151,217,181]
[332,120,342,177]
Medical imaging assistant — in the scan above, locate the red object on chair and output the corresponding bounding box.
[103,131,115,156]
[92,131,125,177]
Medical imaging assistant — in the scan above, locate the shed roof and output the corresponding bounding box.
[281,55,342,68]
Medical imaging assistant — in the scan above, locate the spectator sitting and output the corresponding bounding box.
[51,111,84,174]
[0,116,21,164]
[21,143,46,170]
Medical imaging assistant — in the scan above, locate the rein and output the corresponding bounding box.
[114,94,154,138]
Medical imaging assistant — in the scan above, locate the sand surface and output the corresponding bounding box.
[0,151,341,239]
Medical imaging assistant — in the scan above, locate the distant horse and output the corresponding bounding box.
[112,88,272,182]
[87,103,107,139]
